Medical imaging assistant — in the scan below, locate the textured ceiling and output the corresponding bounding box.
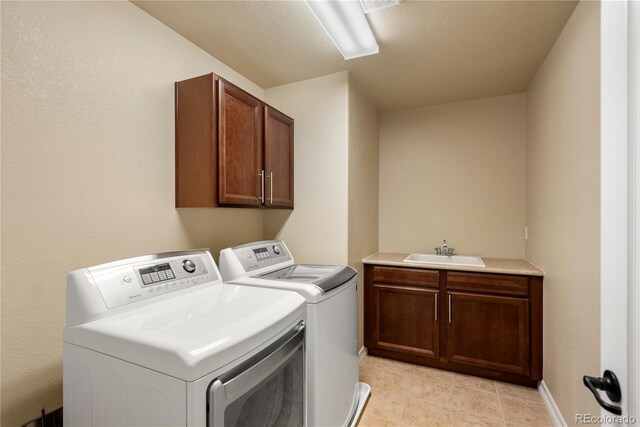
[134,0,578,111]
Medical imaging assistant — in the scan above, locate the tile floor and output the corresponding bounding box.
[357,355,553,427]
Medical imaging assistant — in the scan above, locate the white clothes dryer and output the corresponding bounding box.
[64,249,307,426]
[219,241,371,427]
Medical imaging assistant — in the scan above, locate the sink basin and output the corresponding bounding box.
[403,253,485,268]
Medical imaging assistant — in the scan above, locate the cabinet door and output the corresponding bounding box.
[264,106,294,208]
[218,79,263,206]
[447,292,529,375]
[371,283,439,359]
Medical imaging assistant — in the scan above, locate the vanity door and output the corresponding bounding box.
[369,267,440,359]
[446,291,529,375]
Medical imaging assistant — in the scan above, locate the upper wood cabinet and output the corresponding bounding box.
[175,73,218,207]
[175,73,294,208]
[264,106,294,208]
[218,78,263,207]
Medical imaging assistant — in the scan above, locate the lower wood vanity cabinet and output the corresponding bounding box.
[370,267,440,360]
[364,265,543,387]
[447,291,529,375]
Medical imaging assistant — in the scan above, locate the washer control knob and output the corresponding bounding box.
[273,245,281,255]
[182,259,196,273]
[123,275,132,283]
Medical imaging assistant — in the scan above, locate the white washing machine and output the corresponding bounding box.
[64,249,307,426]
[219,241,371,427]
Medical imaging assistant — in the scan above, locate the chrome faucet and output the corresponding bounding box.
[435,240,455,256]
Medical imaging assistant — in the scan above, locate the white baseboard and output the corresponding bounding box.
[538,380,567,427]
[358,346,367,363]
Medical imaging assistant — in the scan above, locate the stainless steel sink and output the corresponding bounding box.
[403,253,485,268]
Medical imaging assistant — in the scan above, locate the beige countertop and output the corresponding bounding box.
[363,252,544,276]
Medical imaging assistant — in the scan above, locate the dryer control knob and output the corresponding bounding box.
[273,245,281,255]
[182,259,196,273]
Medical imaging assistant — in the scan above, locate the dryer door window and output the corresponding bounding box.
[207,322,305,427]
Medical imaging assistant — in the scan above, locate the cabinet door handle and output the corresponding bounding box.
[434,293,438,321]
[258,170,265,204]
[268,171,273,205]
[448,293,452,323]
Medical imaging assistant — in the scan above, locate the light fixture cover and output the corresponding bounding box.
[359,0,400,14]
[305,0,379,60]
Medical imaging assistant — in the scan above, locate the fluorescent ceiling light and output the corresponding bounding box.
[305,0,379,60]
[359,0,400,14]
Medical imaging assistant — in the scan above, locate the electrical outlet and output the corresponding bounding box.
[524,226,528,240]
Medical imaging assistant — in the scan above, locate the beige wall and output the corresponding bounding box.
[263,73,379,349]
[525,0,600,422]
[263,72,350,265]
[347,78,379,348]
[0,2,265,425]
[379,94,527,258]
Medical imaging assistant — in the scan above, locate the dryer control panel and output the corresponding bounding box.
[231,240,292,272]
[84,251,217,309]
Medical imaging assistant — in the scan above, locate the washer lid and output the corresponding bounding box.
[258,264,357,293]
[63,284,306,382]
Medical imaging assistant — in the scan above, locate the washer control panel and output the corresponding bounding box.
[89,252,216,309]
[232,241,292,272]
